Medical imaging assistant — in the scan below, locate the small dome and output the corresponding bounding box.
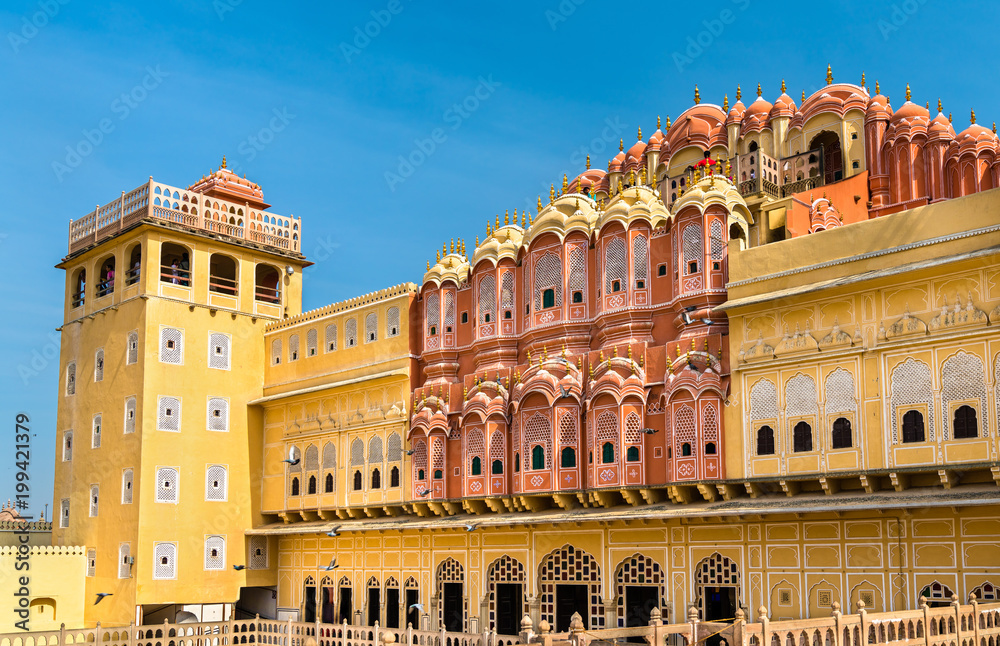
[928,112,955,141]
[769,92,796,119]
[889,101,929,125]
[610,149,626,172]
[647,128,665,151]
[955,122,998,156]
[865,91,892,121]
[624,139,648,170]
[726,99,746,126]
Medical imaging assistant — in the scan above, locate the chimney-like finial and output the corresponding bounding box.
[694,85,701,104]
[905,83,911,102]
[781,79,787,94]
[723,94,729,112]
[875,80,880,95]
[861,70,866,87]
[756,82,762,97]
[586,154,590,170]
[619,138,624,152]
[221,155,227,169]
[657,115,661,129]
[971,108,977,125]
[637,126,642,141]
[735,84,741,101]
[826,64,833,85]
[937,98,943,113]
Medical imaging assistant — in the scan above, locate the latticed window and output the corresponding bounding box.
[59,498,69,528]
[902,410,925,442]
[249,536,268,569]
[87,549,96,577]
[153,542,177,579]
[66,362,76,396]
[479,275,496,324]
[825,368,857,415]
[208,332,230,370]
[559,413,577,448]
[941,351,988,440]
[207,397,229,431]
[118,543,131,578]
[953,405,979,439]
[500,271,514,311]
[412,439,427,481]
[95,348,104,382]
[386,307,400,337]
[749,379,779,422]
[124,396,136,434]
[304,444,319,471]
[306,328,317,356]
[365,312,378,343]
[89,484,99,517]
[597,411,619,463]
[972,582,999,601]
[467,428,484,474]
[387,433,402,462]
[703,405,719,442]
[793,422,813,452]
[345,318,357,347]
[568,246,586,300]
[785,374,818,417]
[538,545,604,629]
[831,418,852,448]
[624,413,642,444]
[204,535,225,570]
[489,430,505,474]
[523,414,552,469]
[206,465,227,501]
[674,406,696,456]
[63,431,73,461]
[158,396,181,431]
[289,334,300,361]
[126,331,138,365]
[271,338,282,365]
[533,253,563,310]
[436,558,466,631]
[444,291,456,328]
[696,553,740,586]
[425,292,440,335]
[351,437,364,466]
[891,359,935,443]
[756,426,775,455]
[614,554,665,627]
[323,442,337,492]
[605,237,627,293]
[632,235,648,287]
[92,415,102,448]
[122,468,133,504]
[160,327,184,364]
[682,223,703,274]
[710,219,724,262]
[369,435,383,463]
[325,323,337,351]
[156,467,179,503]
[431,437,445,471]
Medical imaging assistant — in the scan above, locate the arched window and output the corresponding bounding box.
[492,459,503,474]
[307,475,317,494]
[902,410,925,443]
[514,453,520,472]
[792,422,813,452]
[290,477,300,496]
[353,470,363,490]
[542,288,555,309]
[471,456,482,476]
[126,244,142,286]
[371,469,381,489]
[345,318,357,347]
[601,441,615,464]
[705,442,717,455]
[953,405,978,439]
[531,445,544,470]
[365,312,378,343]
[254,264,281,303]
[681,443,692,456]
[626,446,640,462]
[324,473,334,493]
[390,466,400,487]
[386,307,400,337]
[561,447,576,468]
[71,267,86,307]
[208,254,237,296]
[160,243,191,287]
[831,418,853,449]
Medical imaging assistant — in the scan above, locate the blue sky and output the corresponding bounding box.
[1,0,994,511]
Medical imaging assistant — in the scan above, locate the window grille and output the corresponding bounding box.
[306,328,318,356]
[271,338,282,365]
[122,468,133,503]
[249,536,268,569]
[533,253,563,310]
[479,275,496,325]
[325,323,337,351]
[206,465,227,501]
[682,224,703,274]
[204,535,225,570]
[124,396,136,433]
[365,312,378,343]
[605,238,627,292]
[95,348,104,381]
[387,433,402,462]
[89,484,99,517]
[351,437,364,466]
[208,332,231,370]
[157,396,181,431]
[87,549,96,577]
[153,542,176,579]
[941,351,988,439]
[66,362,76,395]
[304,444,319,470]
[63,431,73,461]
[345,318,357,347]
[156,467,179,502]
[710,219,724,261]
[289,334,299,361]
[160,327,184,364]
[890,359,935,443]
[386,307,400,337]
[92,415,102,448]
[207,397,229,431]
[126,331,138,364]
[523,414,552,469]
[118,543,130,578]
[632,235,648,284]
[60,498,69,528]
[369,436,383,463]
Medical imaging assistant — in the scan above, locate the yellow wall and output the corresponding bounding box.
[0,545,86,630]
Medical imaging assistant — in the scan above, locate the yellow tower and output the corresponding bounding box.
[52,165,308,626]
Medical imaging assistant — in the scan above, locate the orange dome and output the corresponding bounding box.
[610,149,626,172]
[889,101,929,124]
[865,92,892,121]
[624,139,648,169]
[664,104,727,154]
[647,128,665,151]
[955,123,998,156]
[769,92,796,120]
[726,99,746,126]
[928,112,955,141]
[740,96,773,134]
[571,169,607,194]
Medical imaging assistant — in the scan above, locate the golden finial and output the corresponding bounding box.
[617,177,624,194]
[926,101,929,110]
[586,154,590,170]
[619,139,624,152]
[526,348,532,364]
[543,345,548,361]
[538,354,543,369]
[826,64,833,85]
[637,126,642,141]
[495,214,500,229]
[562,344,567,358]
[628,345,633,360]
[487,222,492,236]
[505,229,511,241]
[694,166,701,183]
[875,80,880,95]
[426,261,430,271]
[504,209,509,225]
[599,349,605,363]
[756,83,762,97]
[576,356,582,370]
[937,98,942,113]
[861,71,866,87]
[664,115,670,129]
[971,108,976,125]
[613,345,618,358]
[629,169,636,186]
[694,85,701,104]
[495,371,500,382]
[450,239,454,254]
[589,363,594,379]
[676,343,681,356]
[781,79,786,94]
[607,159,612,172]
[994,122,997,134]
[949,112,953,123]
[905,83,911,102]
[221,155,227,169]
[436,250,441,262]
[562,173,569,193]
[640,168,647,185]
[550,184,556,203]
[725,158,732,176]
[513,207,518,223]
[704,338,709,351]
[723,94,729,112]
[475,235,479,246]
[574,196,580,210]
[735,85,741,101]
[463,385,467,399]
[657,115,661,129]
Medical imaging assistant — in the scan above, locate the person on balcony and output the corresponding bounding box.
[179,252,190,286]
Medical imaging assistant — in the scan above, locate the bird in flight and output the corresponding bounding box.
[464,523,476,532]
[233,564,246,571]
[406,449,415,456]
[640,428,658,435]
[326,527,341,537]
[94,593,113,605]
[416,488,431,497]
[559,385,571,399]
[322,558,339,571]
[282,447,300,466]
[409,603,424,613]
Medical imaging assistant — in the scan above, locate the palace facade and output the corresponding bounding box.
[49,70,1000,634]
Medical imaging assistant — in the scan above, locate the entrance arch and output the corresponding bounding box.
[695,553,741,623]
[614,554,667,628]
[487,555,526,635]
[538,544,604,631]
[809,131,843,184]
[436,557,465,632]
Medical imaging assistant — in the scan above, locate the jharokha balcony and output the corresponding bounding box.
[66,173,302,257]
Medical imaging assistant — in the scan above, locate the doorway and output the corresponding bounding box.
[443,582,464,631]
[495,583,522,635]
[810,131,843,185]
[555,584,589,631]
[304,586,317,623]
[321,586,335,623]
[338,587,352,623]
[703,586,737,646]
[405,589,420,628]
[368,587,380,626]
[385,588,400,628]
[624,586,659,640]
